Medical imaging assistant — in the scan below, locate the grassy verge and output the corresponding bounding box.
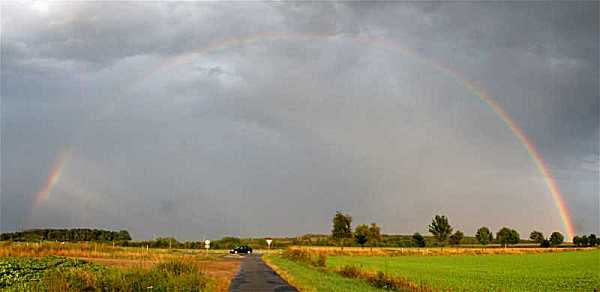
[327,249,600,291]
[263,255,384,292]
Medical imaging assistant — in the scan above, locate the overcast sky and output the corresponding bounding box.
[1,1,598,240]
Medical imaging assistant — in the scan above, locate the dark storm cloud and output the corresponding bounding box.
[1,1,597,239]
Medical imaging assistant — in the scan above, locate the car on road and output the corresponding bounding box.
[230,245,253,254]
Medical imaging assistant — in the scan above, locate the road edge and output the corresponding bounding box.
[262,255,310,292]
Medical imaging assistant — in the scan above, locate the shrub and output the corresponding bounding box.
[449,230,464,245]
[412,233,426,247]
[316,254,327,268]
[540,239,551,248]
[369,271,394,290]
[282,248,327,268]
[337,265,362,278]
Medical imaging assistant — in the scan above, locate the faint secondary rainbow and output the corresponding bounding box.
[33,149,70,209]
[49,32,576,238]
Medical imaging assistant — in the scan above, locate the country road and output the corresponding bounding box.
[229,254,298,292]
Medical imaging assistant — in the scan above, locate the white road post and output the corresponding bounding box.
[204,239,210,255]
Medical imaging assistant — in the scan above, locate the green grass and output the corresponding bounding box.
[327,249,600,291]
[265,255,385,292]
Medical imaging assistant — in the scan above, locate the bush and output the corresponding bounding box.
[412,233,426,247]
[282,249,327,268]
[335,266,422,291]
[316,254,327,268]
[337,265,362,278]
[540,239,551,248]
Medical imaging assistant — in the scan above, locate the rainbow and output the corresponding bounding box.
[32,149,70,209]
[37,33,576,239]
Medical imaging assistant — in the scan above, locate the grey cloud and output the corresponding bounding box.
[2,2,597,239]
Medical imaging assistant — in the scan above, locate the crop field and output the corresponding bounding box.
[267,248,599,291]
[0,242,240,291]
[285,245,588,256]
[331,249,600,291]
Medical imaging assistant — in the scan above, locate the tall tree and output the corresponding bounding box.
[496,227,519,247]
[588,234,597,246]
[449,230,464,245]
[581,235,589,246]
[332,211,353,242]
[573,236,581,246]
[529,231,544,243]
[428,215,453,243]
[118,230,132,241]
[367,223,381,245]
[354,224,369,246]
[475,227,493,245]
[549,232,564,246]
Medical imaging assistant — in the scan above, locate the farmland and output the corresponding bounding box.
[0,242,240,291]
[266,247,600,291]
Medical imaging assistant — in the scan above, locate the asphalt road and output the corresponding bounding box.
[229,254,298,292]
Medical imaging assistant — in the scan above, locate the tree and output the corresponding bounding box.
[589,234,597,246]
[529,231,544,243]
[475,227,493,245]
[496,227,519,247]
[367,223,381,245]
[354,224,369,246]
[412,233,426,247]
[573,236,582,246]
[332,211,352,242]
[540,239,551,248]
[581,235,589,246]
[449,230,464,245]
[428,215,453,243]
[117,230,132,241]
[549,232,564,246]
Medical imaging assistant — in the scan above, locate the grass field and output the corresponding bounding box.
[264,255,384,292]
[326,249,600,291]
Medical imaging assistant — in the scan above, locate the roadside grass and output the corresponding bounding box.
[327,249,600,291]
[264,255,384,292]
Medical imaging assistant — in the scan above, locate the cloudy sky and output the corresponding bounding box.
[1,1,598,240]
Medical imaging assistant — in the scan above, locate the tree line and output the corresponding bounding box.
[0,228,131,242]
[331,211,597,248]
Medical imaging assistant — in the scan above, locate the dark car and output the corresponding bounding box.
[229,245,253,254]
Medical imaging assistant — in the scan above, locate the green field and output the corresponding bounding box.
[326,250,600,291]
[265,255,384,292]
